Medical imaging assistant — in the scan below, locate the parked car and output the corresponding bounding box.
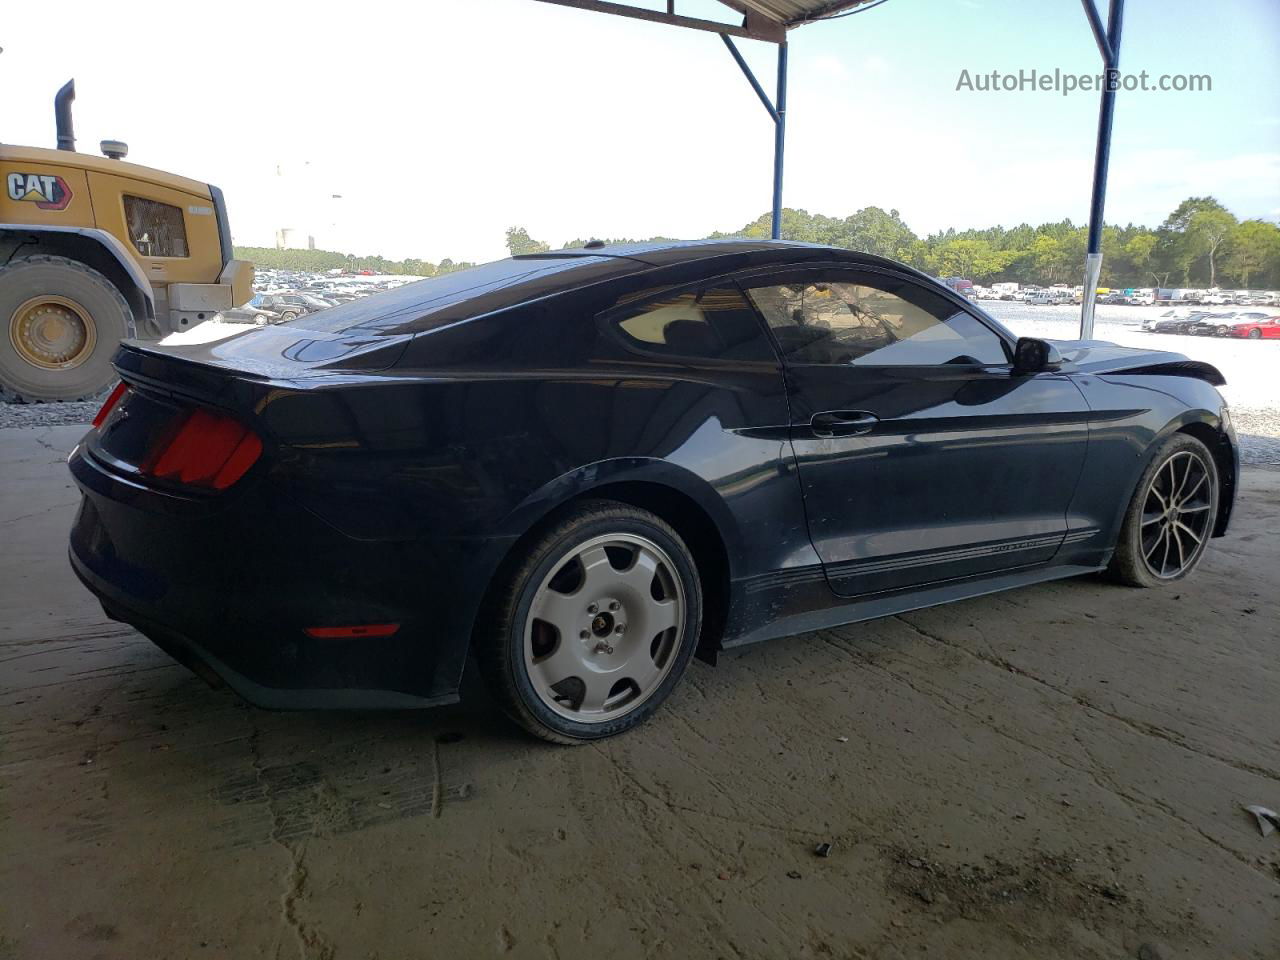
[1186,313,1239,336]
[1143,309,1183,332]
[1099,292,1127,305]
[1225,315,1280,339]
[68,240,1238,742]
[217,302,284,325]
[256,293,337,320]
[1130,292,1155,305]
[1201,292,1232,306]
[1150,312,1207,334]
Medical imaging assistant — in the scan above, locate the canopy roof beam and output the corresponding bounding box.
[531,0,785,42]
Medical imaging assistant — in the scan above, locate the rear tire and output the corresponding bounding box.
[0,255,133,402]
[1107,433,1218,588]
[477,501,702,743]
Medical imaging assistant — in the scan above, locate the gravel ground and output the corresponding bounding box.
[0,400,100,429]
[1229,407,1280,466]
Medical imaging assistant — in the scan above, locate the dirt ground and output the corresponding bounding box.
[1,424,1277,960]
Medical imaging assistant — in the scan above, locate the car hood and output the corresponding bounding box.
[1047,339,1226,386]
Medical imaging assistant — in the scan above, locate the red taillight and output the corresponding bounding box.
[143,408,262,490]
[92,382,129,428]
[304,624,400,639]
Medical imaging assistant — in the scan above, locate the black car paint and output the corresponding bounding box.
[67,241,1239,709]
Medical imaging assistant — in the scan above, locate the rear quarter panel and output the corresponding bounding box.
[258,290,810,601]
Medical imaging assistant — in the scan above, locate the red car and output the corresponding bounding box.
[1226,314,1280,339]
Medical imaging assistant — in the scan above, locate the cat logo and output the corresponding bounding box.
[5,172,73,211]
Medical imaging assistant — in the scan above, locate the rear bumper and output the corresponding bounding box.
[70,552,451,709]
[68,441,513,709]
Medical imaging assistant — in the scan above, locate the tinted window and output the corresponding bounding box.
[745,274,1007,366]
[613,287,773,361]
[123,195,188,258]
[285,255,633,335]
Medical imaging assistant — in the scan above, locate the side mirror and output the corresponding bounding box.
[1012,336,1052,375]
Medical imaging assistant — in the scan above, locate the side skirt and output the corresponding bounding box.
[723,562,1105,650]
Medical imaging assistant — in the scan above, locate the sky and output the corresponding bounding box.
[4,0,1278,263]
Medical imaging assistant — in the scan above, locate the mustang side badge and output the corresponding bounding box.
[6,172,73,211]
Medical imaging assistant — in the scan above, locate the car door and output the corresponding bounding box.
[738,266,1092,598]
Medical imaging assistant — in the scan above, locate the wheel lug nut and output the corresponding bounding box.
[609,600,620,611]
[579,630,589,640]
[587,603,598,615]
[615,624,625,635]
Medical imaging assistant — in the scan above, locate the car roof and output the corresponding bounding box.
[513,237,886,270]
[287,239,950,337]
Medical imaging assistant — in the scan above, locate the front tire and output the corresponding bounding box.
[1247,328,1262,340]
[477,501,702,743]
[1108,434,1218,587]
[0,255,133,402]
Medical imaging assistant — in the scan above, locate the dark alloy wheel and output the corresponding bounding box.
[1247,328,1262,339]
[1108,434,1218,587]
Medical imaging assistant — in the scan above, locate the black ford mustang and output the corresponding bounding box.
[68,241,1238,742]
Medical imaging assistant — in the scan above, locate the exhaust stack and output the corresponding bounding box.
[54,79,76,151]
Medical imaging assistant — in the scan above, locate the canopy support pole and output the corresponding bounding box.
[772,41,788,241]
[722,35,789,240]
[1079,0,1124,339]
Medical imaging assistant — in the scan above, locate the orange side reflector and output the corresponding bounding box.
[304,623,401,639]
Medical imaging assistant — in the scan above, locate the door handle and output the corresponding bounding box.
[809,410,880,437]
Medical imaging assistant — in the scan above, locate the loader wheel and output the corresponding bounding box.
[0,256,134,402]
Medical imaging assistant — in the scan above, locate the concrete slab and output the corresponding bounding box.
[1,425,1277,959]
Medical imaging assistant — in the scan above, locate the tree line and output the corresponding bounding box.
[231,246,479,278]
[237,196,1280,290]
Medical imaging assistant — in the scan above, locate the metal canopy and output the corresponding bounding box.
[535,0,1125,340]
[535,0,883,240]
[533,1,880,42]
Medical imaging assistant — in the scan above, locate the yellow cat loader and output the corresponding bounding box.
[0,80,253,401]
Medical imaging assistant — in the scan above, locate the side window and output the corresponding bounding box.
[745,274,1008,366]
[123,195,189,258]
[613,286,773,361]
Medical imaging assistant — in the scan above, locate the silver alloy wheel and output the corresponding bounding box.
[1139,449,1214,579]
[524,533,685,723]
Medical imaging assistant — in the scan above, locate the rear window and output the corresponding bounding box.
[284,256,631,335]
